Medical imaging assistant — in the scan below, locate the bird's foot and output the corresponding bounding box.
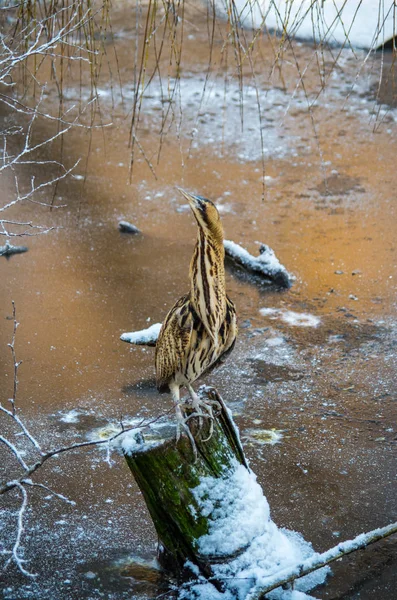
[184,393,217,443]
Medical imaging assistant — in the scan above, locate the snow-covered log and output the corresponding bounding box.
[224,240,292,289]
[118,220,141,234]
[120,323,161,346]
[122,387,328,599]
[0,241,28,257]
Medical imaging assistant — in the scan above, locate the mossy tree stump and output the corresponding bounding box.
[123,387,248,586]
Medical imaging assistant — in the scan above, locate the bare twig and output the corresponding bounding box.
[4,483,33,577]
[7,301,21,417]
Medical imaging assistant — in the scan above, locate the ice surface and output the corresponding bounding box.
[260,308,320,328]
[215,1,397,49]
[66,76,297,162]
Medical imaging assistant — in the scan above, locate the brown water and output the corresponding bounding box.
[1,4,397,599]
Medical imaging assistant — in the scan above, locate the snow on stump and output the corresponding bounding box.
[122,387,328,599]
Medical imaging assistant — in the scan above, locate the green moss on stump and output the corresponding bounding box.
[123,387,247,581]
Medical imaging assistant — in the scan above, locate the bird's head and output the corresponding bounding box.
[178,188,224,245]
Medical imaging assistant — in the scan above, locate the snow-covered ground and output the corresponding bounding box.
[214,0,397,49]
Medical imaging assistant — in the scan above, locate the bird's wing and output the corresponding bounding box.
[204,295,237,373]
[155,294,193,392]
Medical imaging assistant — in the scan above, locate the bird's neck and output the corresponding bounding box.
[189,228,226,339]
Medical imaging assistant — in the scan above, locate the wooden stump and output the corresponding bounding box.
[123,387,248,586]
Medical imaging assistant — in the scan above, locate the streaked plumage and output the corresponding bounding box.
[155,189,237,431]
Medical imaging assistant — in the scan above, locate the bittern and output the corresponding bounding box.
[155,189,237,443]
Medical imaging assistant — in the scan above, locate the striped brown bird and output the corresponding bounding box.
[155,189,237,440]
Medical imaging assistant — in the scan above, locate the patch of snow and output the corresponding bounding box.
[216,202,234,215]
[265,336,286,347]
[260,308,321,328]
[119,429,145,456]
[120,322,162,345]
[215,1,397,49]
[270,591,319,600]
[59,409,82,424]
[84,571,97,579]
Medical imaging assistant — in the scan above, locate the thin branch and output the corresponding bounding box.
[7,301,20,416]
[22,480,76,505]
[252,521,397,598]
[4,483,35,577]
[0,406,176,497]
[0,435,28,471]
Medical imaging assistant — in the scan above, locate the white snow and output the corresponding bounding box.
[192,464,271,557]
[265,336,286,347]
[185,460,329,600]
[119,428,145,456]
[260,308,320,328]
[59,409,82,423]
[214,1,397,49]
[120,322,162,345]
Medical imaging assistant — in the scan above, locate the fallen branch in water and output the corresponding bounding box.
[0,241,28,257]
[120,322,161,346]
[118,220,141,234]
[224,240,292,288]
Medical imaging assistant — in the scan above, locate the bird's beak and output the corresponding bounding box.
[177,188,206,214]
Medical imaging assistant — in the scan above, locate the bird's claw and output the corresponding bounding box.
[185,397,216,442]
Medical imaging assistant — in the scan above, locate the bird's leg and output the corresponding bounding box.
[170,383,198,460]
[186,384,215,441]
